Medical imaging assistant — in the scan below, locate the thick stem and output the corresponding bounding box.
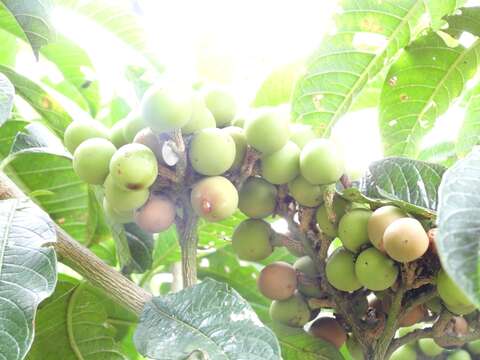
[177,203,199,288]
[0,171,151,315]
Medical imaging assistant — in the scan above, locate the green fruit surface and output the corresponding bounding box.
[222,126,247,170]
[446,350,471,360]
[110,119,129,148]
[326,247,361,292]
[367,205,406,251]
[238,177,277,219]
[390,346,417,360]
[294,256,322,297]
[437,269,474,312]
[232,219,273,261]
[103,198,134,224]
[104,175,149,211]
[468,339,480,354]
[204,88,236,127]
[123,112,145,143]
[269,293,310,328]
[182,94,216,134]
[316,196,349,237]
[355,247,398,291]
[73,138,116,185]
[261,141,300,185]
[245,109,289,155]
[338,209,372,252]
[346,337,364,360]
[288,176,323,207]
[64,120,109,153]
[418,338,444,357]
[299,138,344,185]
[289,124,316,149]
[133,128,165,164]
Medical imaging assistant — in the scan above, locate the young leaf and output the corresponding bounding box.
[134,278,281,360]
[0,72,14,126]
[0,198,57,360]
[291,0,425,133]
[437,147,480,308]
[379,32,480,157]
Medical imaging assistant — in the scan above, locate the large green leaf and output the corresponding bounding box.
[123,223,154,274]
[379,32,480,156]
[437,148,480,308]
[425,0,465,29]
[27,279,127,359]
[0,0,55,58]
[291,0,425,134]
[444,7,480,38]
[0,198,57,360]
[134,278,281,360]
[0,29,17,66]
[0,72,14,125]
[0,118,29,160]
[456,82,480,157]
[418,141,457,167]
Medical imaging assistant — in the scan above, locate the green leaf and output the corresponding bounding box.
[0,65,73,137]
[27,279,127,359]
[0,72,14,125]
[437,148,480,308]
[123,223,154,274]
[134,278,281,360]
[418,141,457,167]
[0,118,29,161]
[379,32,480,156]
[291,0,425,134]
[425,0,465,30]
[0,29,18,66]
[0,198,57,360]
[444,7,480,38]
[457,82,480,157]
[0,0,55,58]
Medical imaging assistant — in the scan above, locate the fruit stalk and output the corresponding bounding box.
[177,201,199,288]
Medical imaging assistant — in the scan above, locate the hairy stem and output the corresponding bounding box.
[177,201,199,288]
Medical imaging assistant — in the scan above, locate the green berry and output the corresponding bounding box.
[222,126,247,170]
[437,269,474,313]
[104,175,149,211]
[238,177,277,219]
[294,256,322,298]
[390,346,416,360]
[64,120,109,153]
[299,138,344,185]
[133,128,166,165]
[426,297,442,313]
[315,196,349,237]
[468,339,480,354]
[73,138,116,185]
[189,128,236,176]
[245,109,289,155]
[326,247,361,292]
[231,117,245,128]
[447,350,471,360]
[123,112,145,143]
[355,247,398,291]
[261,141,300,185]
[418,338,444,357]
[288,176,324,207]
[232,219,273,261]
[269,292,311,327]
[367,206,406,251]
[346,337,364,360]
[204,88,236,127]
[110,118,129,148]
[182,94,216,135]
[289,124,316,149]
[103,198,134,224]
[338,209,372,253]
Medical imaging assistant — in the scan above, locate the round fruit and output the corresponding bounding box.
[133,128,165,164]
[238,177,277,219]
[232,219,273,261]
[222,126,247,170]
[257,262,297,300]
[73,138,116,185]
[468,339,480,354]
[288,176,324,207]
[64,120,109,153]
[181,94,216,135]
[245,109,289,155]
[316,196,349,237]
[383,218,429,263]
[390,345,417,360]
[191,176,238,222]
[346,337,364,360]
[294,256,322,298]
[451,316,469,336]
[299,138,344,185]
[326,247,361,292]
[418,338,444,357]
[103,198,134,224]
[269,292,310,327]
[355,247,398,291]
[437,269,474,312]
[446,350,471,360]
[399,305,426,327]
[367,206,406,251]
[310,317,347,348]
[261,141,300,185]
[204,88,236,127]
[188,128,236,176]
[109,144,158,190]
[104,175,149,211]
[123,112,145,143]
[141,84,193,133]
[338,209,372,253]
[426,297,443,313]
[231,117,245,128]
[134,195,176,233]
[110,118,129,148]
[289,124,316,149]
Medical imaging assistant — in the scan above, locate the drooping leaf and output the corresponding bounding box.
[379,32,480,157]
[437,147,480,308]
[0,72,14,126]
[134,278,281,360]
[122,223,154,275]
[291,0,425,134]
[0,198,57,360]
[0,0,55,58]
[457,82,480,157]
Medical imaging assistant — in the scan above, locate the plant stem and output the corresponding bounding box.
[0,171,152,316]
[177,202,199,288]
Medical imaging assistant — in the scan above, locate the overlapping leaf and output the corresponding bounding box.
[0,198,57,360]
[0,72,14,126]
[457,83,480,157]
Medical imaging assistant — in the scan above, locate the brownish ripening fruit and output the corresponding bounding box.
[399,305,427,327]
[383,218,429,262]
[309,317,347,348]
[257,262,297,300]
[134,195,176,233]
[367,206,406,251]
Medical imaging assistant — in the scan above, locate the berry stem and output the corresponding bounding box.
[176,201,199,288]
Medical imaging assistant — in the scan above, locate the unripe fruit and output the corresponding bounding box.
[289,124,316,149]
[222,126,247,170]
[103,198,134,224]
[338,209,372,253]
[238,177,277,219]
[232,219,273,261]
[467,339,480,354]
[299,139,344,185]
[181,95,216,135]
[188,128,236,176]
[257,262,297,300]
[261,141,300,185]
[123,112,145,143]
[231,117,245,128]
[134,195,176,233]
[326,247,361,292]
[245,109,289,155]
[110,118,129,148]
[383,218,429,263]
[346,337,364,360]
[399,305,426,327]
[447,350,471,360]
[288,176,324,207]
[367,206,406,251]
[309,317,347,348]
[418,338,444,357]
[294,256,322,298]
[355,247,398,291]
[191,176,238,222]
[64,120,109,153]
[426,297,442,313]
[109,144,158,190]
[141,84,193,133]
[437,269,474,313]
[315,196,349,237]
[390,345,417,360]
[204,88,236,127]
[104,175,149,211]
[133,128,165,164]
[445,302,476,316]
[73,138,116,185]
[269,292,310,327]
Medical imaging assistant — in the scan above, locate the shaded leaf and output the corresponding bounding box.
[123,223,154,274]
[444,6,480,38]
[0,72,14,125]
[425,0,465,30]
[0,118,29,160]
[0,28,18,66]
